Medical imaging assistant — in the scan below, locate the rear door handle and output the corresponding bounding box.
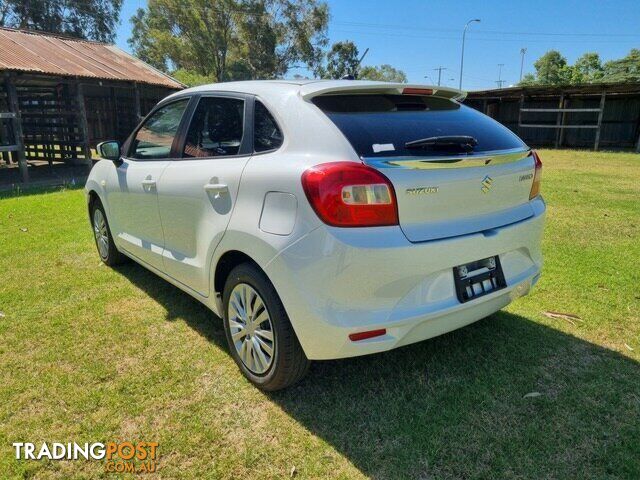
[141,178,156,188]
[204,183,228,193]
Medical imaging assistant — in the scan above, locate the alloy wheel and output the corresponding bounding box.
[227,283,275,375]
[93,208,109,259]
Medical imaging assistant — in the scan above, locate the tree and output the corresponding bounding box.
[602,49,640,83]
[315,41,360,79]
[520,49,640,86]
[573,52,604,83]
[128,0,329,82]
[315,41,407,82]
[0,0,123,42]
[359,64,407,83]
[519,72,537,86]
[534,50,570,85]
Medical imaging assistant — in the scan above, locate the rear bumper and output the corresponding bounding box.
[265,198,545,360]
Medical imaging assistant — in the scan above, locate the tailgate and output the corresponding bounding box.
[364,149,536,242]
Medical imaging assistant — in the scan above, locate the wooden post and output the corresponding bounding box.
[75,80,92,167]
[554,93,564,149]
[558,95,568,148]
[5,73,28,183]
[134,82,142,122]
[594,92,606,151]
[109,86,117,140]
[517,94,525,136]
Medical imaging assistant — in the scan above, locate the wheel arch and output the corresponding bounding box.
[213,250,263,296]
[87,189,101,213]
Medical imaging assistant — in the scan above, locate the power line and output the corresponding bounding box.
[330,28,640,44]
[333,20,640,38]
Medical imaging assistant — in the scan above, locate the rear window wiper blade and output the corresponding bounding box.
[405,135,478,151]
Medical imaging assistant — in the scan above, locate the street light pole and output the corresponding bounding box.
[519,48,527,82]
[459,18,481,90]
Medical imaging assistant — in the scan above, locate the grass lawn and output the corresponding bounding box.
[0,149,638,479]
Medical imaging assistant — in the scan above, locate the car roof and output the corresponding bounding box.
[165,79,466,102]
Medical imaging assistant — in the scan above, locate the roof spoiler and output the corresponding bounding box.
[300,81,466,102]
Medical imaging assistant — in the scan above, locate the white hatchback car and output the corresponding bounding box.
[87,80,544,390]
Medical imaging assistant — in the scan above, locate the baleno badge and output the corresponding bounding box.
[406,186,439,195]
[481,175,494,193]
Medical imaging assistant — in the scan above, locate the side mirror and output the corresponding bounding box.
[97,140,121,161]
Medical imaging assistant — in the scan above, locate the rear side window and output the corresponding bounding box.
[254,101,283,152]
[183,97,244,158]
[312,94,526,157]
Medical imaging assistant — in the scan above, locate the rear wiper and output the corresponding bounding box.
[405,135,478,152]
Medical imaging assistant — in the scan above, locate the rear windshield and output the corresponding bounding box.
[312,94,526,157]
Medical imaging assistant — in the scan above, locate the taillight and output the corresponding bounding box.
[301,162,399,227]
[529,150,543,199]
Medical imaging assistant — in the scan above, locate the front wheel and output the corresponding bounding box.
[222,263,310,391]
[90,200,127,266]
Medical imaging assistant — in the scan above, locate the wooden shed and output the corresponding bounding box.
[465,83,640,152]
[0,27,183,185]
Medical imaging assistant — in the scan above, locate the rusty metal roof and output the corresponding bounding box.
[0,27,183,89]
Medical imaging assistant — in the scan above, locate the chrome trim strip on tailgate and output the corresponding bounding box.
[363,147,531,170]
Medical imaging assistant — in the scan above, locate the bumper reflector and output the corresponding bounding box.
[349,329,387,342]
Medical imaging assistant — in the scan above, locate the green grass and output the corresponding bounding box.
[0,149,639,479]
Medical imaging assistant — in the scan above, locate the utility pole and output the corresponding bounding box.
[519,48,527,82]
[459,18,481,90]
[496,63,505,88]
[433,66,447,86]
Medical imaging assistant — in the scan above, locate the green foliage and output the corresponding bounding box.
[315,40,360,79]
[171,69,216,87]
[520,48,640,86]
[0,0,123,42]
[572,52,604,83]
[128,0,329,82]
[315,40,407,82]
[519,72,537,86]
[359,64,407,83]
[602,48,640,83]
[533,50,569,85]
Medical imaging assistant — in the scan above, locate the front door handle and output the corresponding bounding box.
[204,183,228,193]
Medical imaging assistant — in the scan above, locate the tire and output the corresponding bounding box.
[222,262,310,391]
[90,199,127,266]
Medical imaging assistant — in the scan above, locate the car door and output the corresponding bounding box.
[156,93,255,296]
[106,97,190,269]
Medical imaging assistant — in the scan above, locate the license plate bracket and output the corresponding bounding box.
[453,255,506,303]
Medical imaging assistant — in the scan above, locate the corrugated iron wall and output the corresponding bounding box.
[465,90,640,150]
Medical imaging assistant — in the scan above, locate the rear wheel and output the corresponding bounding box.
[90,200,127,266]
[222,263,309,391]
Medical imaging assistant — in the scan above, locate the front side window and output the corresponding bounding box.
[183,97,245,158]
[254,101,283,152]
[131,99,189,159]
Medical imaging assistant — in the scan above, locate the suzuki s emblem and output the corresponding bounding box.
[481,175,494,193]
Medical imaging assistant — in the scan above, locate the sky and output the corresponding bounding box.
[115,0,640,91]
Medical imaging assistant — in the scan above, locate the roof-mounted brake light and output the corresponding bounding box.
[402,88,434,95]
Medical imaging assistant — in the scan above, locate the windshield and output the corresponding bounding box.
[312,94,526,157]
